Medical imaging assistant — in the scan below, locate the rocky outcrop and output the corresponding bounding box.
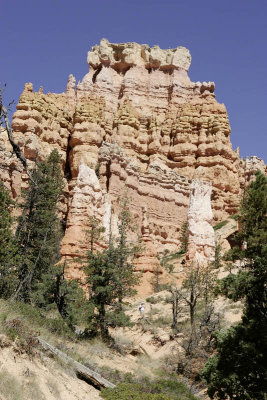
[0,39,266,272]
[73,39,242,221]
[133,205,162,273]
[241,156,267,185]
[187,180,215,264]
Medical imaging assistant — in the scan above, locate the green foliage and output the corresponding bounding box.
[86,215,105,253]
[212,243,222,269]
[213,220,228,231]
[85,246,118,339]
[180,222,189,253]
[32,260,88,327]
[0,182,19,298]
[202,171,267,400]
[83,195,140,339]
[146,296,160,304]
[101,378,197,400]
[106,310,133,328]
[153,315,172,327]
[4,318,38,355]
[13,150,64,302]
[151,264,164,293]
[0,299,76,340]
[229,213,239,221]
[115,194,141,306]
[101,384,168,400]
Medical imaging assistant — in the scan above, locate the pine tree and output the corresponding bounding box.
[202,171,267,400]
[83,198,140,340]
[85,242,119,340]
[12,150,64,302]
[115,195,140,310]
[33,259,87,328]
[180,221,189,254]
[0,182,19,298]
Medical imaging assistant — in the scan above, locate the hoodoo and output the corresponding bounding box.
[0,39,266,269]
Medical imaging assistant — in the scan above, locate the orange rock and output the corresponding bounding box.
[1,39,266,276]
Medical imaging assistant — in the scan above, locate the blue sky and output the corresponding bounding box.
[1,0,266,162]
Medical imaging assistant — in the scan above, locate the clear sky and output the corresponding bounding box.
[1,0,266,162]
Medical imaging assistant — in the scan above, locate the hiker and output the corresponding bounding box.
[139,303,145,317]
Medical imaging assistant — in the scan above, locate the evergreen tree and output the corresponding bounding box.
[33,259,88,328]
[180,221,189,254]
[202,171,267,400]
[84,198,140,340]
[12,150,64,302]
[115,195,140,309]
[85,242,119,340]
[0,182,19,297]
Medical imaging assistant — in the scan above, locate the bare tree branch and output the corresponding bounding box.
[0,86,35,184]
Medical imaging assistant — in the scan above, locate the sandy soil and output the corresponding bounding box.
[0,339,101,400]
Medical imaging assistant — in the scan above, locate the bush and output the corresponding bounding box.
[4,318,38,355]
[146,296,160,304]
[106,310,133,328]
[1,300,76,340]
[101,383,168,400]
[101,378,197,400]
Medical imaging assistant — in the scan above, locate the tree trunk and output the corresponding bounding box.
[38,337,115,389]
[99,302,109,340]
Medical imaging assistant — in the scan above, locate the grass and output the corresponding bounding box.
[152,315,172,327]
[97,363,197,399]
[113,333,133,347]
[0,299,76,343]
[47,377,61,398]
[101,376,197,400]
[25,376,45,400]
[229,214,239,221]
[213,220,228,231]
[165,251,184,261]
[0,370,25,400]
[146,296,161,304]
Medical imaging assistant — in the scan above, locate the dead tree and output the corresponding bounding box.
[181,263,203,354]
[0,85,34,183]
[169,286,182,335]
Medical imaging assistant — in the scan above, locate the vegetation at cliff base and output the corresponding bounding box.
[101,377,197,400]
[202,171,267,400]
[0,181,19,298]
[82,195,140,340]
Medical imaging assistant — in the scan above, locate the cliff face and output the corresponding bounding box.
[0,39,265,267]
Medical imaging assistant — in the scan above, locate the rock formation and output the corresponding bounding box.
[187,180,215,264]
[133,205,162,273]
[0,39,266,273]
[241,156,267,185]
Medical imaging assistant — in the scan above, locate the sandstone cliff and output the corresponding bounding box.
[0,39,266,269]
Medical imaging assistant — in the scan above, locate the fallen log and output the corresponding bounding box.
[38,337,115,389]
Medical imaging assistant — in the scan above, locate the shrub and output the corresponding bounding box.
[146,296,159,304]
[5,318,38,355]
[101,383,169,400]
[106,310,133,328]
[101,378,197,400]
